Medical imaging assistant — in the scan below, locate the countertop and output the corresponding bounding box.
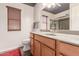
[32,31,79,46]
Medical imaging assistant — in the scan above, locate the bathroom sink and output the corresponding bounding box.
[45,33,56,36]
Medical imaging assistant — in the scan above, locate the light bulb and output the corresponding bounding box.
[42,3,61,9]
[47,4,52,8]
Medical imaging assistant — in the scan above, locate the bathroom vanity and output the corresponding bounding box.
[30,32,79,56]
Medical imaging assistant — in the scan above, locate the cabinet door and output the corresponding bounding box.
[56,53,63,56]
[35,34,55,49]
[30,38,34,55]
[57,41,79,56]
[56,51,64,56]
[41,44,55,56]
[34,40,41,56]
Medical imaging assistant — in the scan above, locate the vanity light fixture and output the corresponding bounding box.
[42,3,61,8]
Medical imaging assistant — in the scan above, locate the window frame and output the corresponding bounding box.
[6,6,21,31]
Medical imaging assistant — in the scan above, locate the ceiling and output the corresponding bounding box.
[43,3,69,14]
[24,3,36,7]
[24,3,69,14]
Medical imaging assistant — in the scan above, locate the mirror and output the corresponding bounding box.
[40,3,70,31]
[50,17,69,31]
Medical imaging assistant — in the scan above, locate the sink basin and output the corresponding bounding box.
[45,34,56,36]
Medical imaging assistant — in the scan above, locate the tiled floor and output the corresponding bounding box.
[23,50,32,56]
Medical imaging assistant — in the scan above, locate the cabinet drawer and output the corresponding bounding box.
[35,34,55,49]
[41,44,55,56]
[57,41,79,56]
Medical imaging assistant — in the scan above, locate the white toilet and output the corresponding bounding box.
[22,39,30,51]
[20,39,30,56]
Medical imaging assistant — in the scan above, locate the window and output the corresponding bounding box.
[50,18,69,30]
[7,6,21,31]
[59,18,69,30]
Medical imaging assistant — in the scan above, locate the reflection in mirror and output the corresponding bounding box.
[50,17,69,31]
[40,3,69,32]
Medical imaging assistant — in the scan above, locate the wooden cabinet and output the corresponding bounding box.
[30,38,34,55]
[34,40,41,56]
[56,52,64,56]
[57,41,79,56]
[41,44,55,56]
[30,33,79,56]
[35,34,55,49]
[30,33,34,55]
[30,33,55,56]
[30,33,34,38]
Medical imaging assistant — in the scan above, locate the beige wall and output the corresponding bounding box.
[0,3,34,52]
[70,3,79,31]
